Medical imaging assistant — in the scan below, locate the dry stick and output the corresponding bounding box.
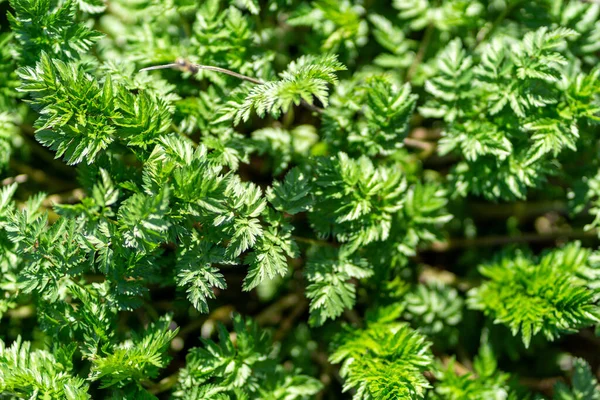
[469,200,567,221]
[1,174,28,186]
[9,159,73,192]
[141,62,265,85]
[403,137,436,153]
[419,265,478,291]
[426,229,598,253]
[255,293,302,325]
[141,59,433,150]
[42,188,86,207]
[273,297,308,342]
[439,355,471,376]
[146,372,180,396]
[292,235,338,248]
[313,349,344,400]
[178,305,235,339]
[140,59,323,113]
[6,305,35,319]
[519,376,563,397]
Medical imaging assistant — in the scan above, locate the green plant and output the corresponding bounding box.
[1,0,600,399]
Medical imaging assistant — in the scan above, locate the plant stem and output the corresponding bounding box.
[6,305,35,319]
[406,23,434,82]
[403,137,436,155]
[42,189,86,207]
[419,265,478,291]
[146,372,180,395]
[475,1,523,48]
[469,200,567,220]
[9,158,74,192]
[292,235,338,248]
[425,229,598,252]
[141,60,325,114]
[273,297,308,341]
[178,305,234,339]
[255,293,302,325]
[1,174,28,186]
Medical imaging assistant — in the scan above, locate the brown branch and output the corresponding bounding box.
[519,376,563,397]
[273,296,308,342]
[145,372,180,395]
[469,200,568,221]
[424,229,598,253]
[292,235,338,248]
[6,305,35,319]
[178,305,235,339]
[419,265,478,291]
[312,349,344,400]
[439,355,471,376]
[1,174,28,186]
[410,127,442,140]
[9,159,75,192]
[403,137,436,155]
[255,293,302,325]
[42,188,86,207]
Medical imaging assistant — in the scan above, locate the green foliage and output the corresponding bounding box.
[330,321,433,399]
[0,337,90,399]
[431,342,514,400]
[305,247,372,326]
[253,125,318,175]
[404,282,463,346]
[0,113,17,170]
[288,0,368,59]
[218,54,346,124]
[2,0,600,398]
[423,27,600,200]
[553,358,600,400]
[89,315,178,388]
[0,316,178,398]
[176,314,322,399]
[309,153,407,255]
[18,53,172,165]
[8,0,103,66]
[321,75,418,157]
[468,242,600,348]
[394,0,484,32]
[267,167,315,215]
